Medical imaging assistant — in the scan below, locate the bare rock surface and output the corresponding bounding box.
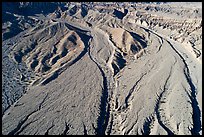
[2,2,202,135]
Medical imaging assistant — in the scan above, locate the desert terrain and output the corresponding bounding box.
[2,2,202,135]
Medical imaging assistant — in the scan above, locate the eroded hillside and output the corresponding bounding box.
[2,2,202,135]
